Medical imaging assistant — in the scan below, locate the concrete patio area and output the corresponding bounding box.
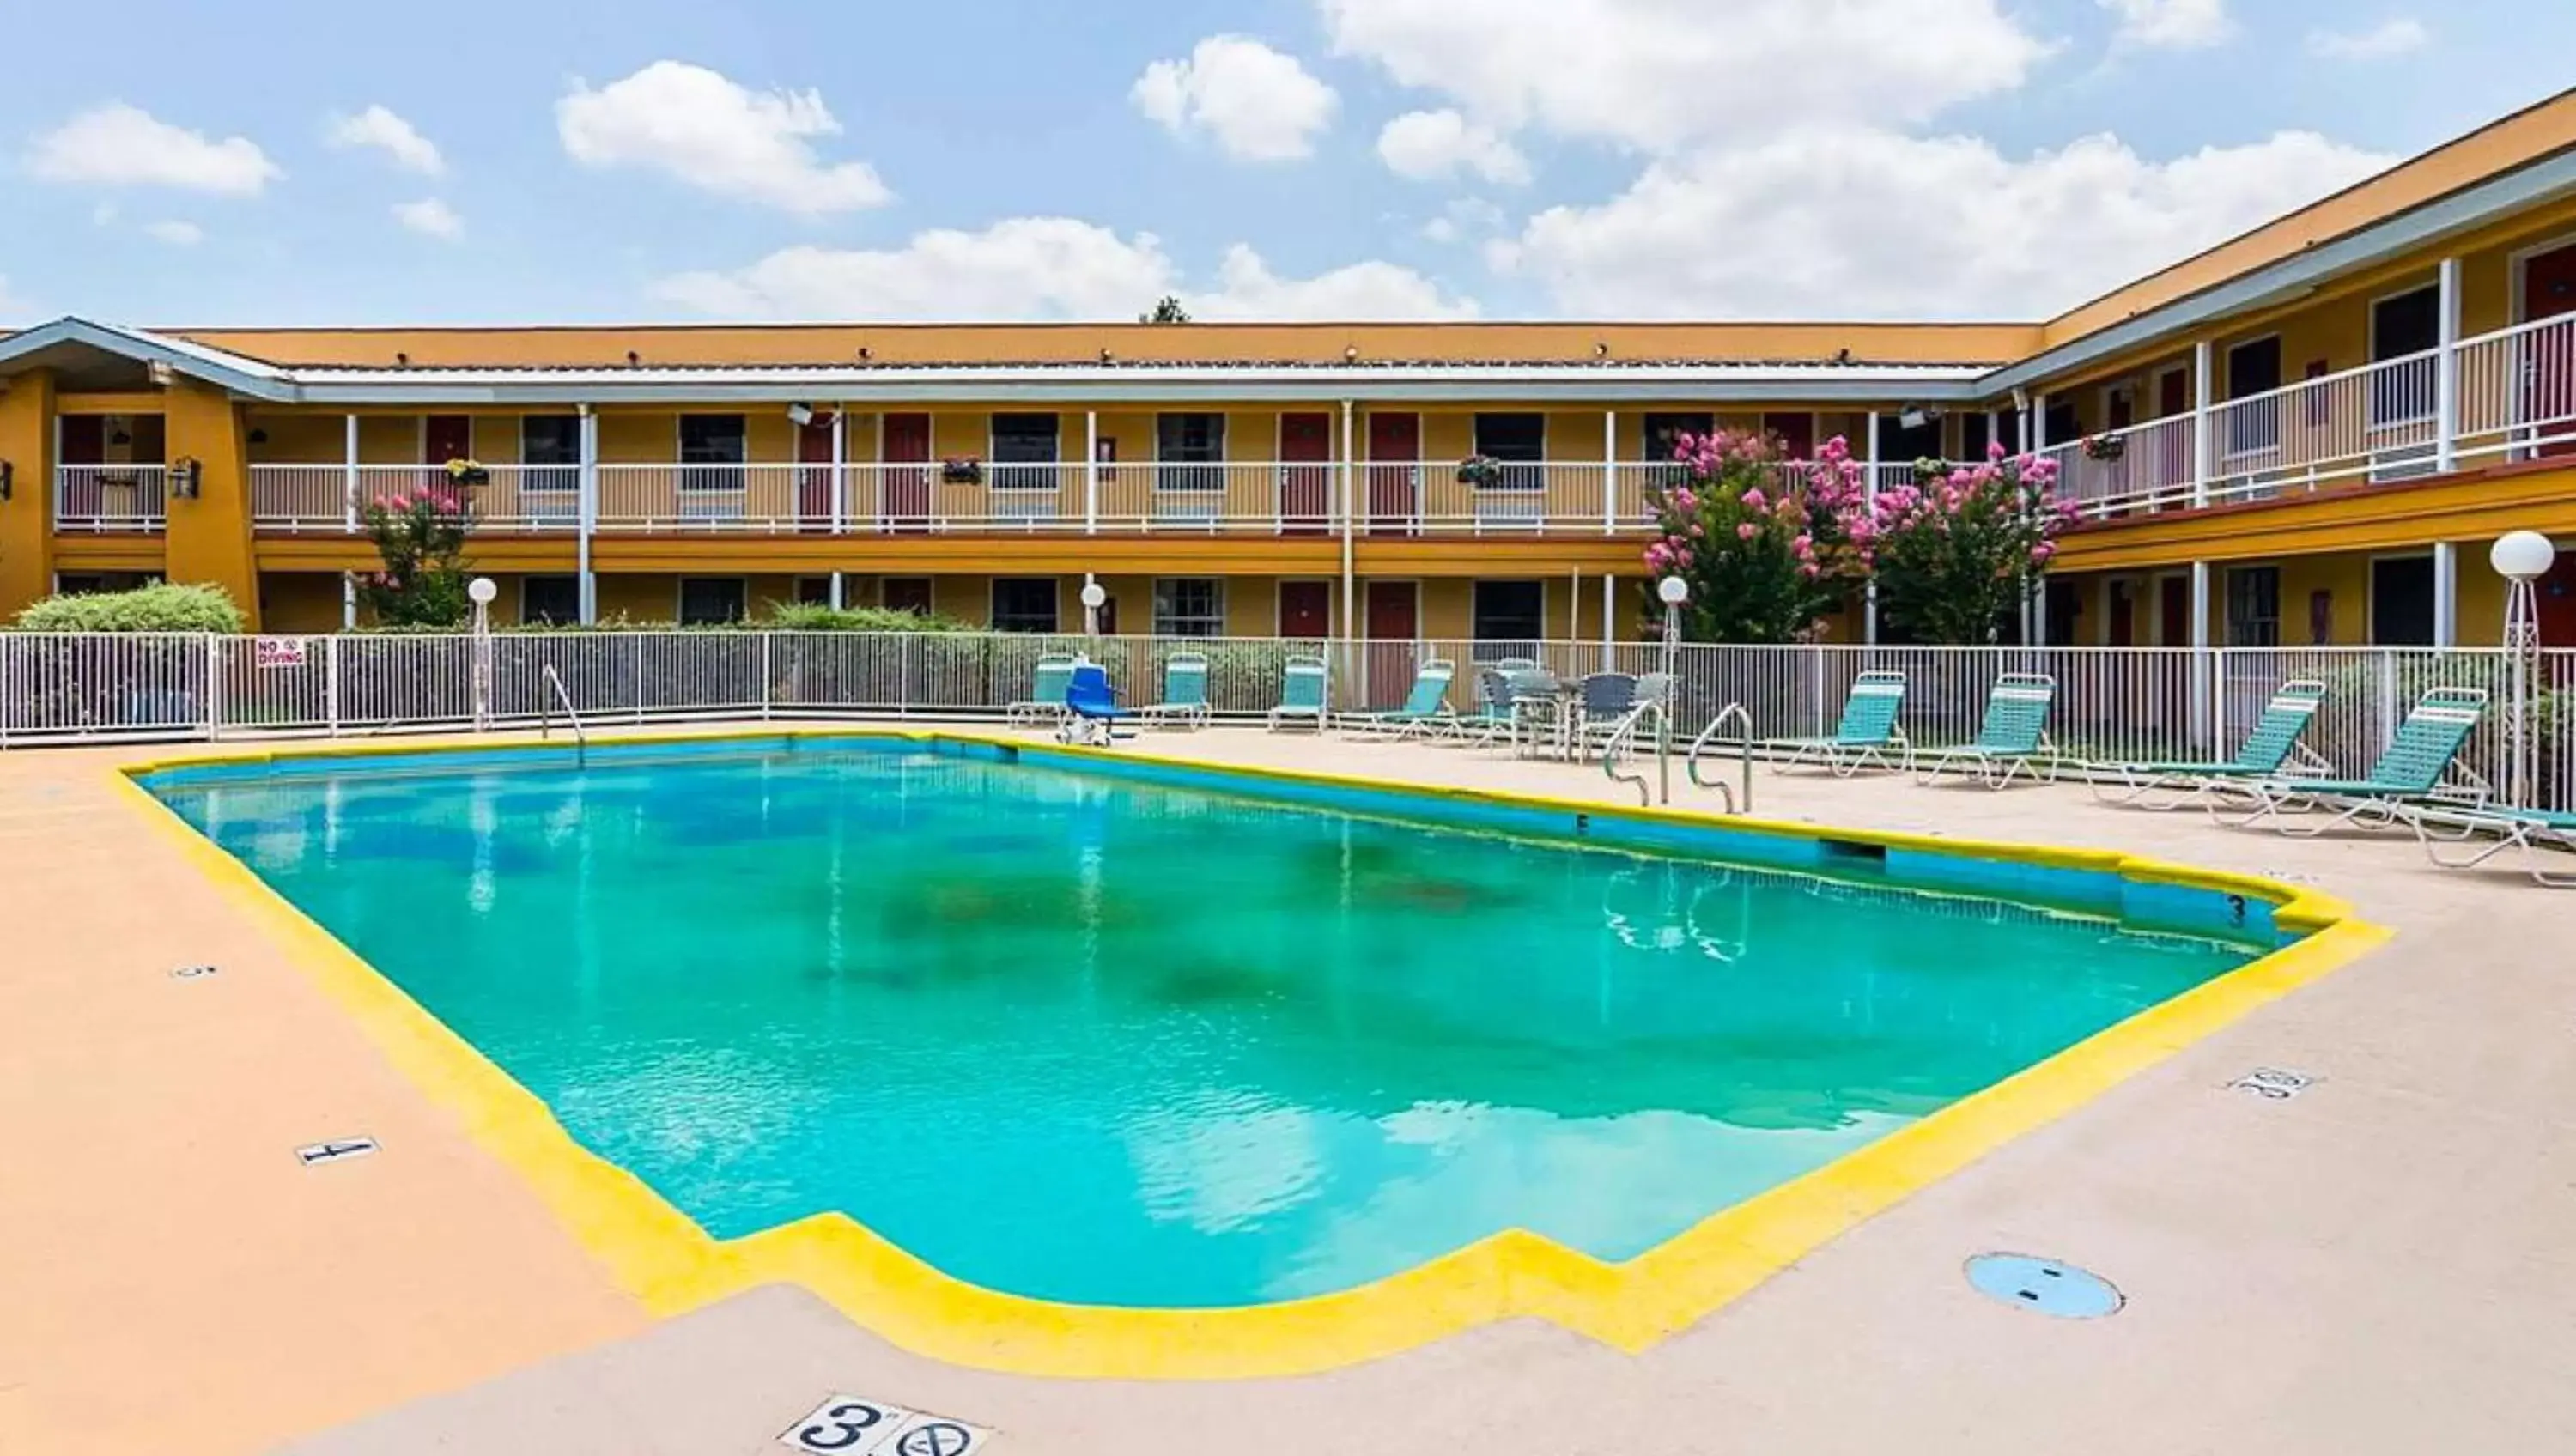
[4,722,2573,1455]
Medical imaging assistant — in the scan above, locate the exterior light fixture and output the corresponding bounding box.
[146,360,174,387]
[1344,343,1360,362]
[0,460,12,500]
[786,403,815,427]
[2494,531,2559,811]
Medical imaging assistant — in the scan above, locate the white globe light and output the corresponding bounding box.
[1079,581,1108,610]
[466,577,499,604]
[2490,531,2556,583]
[1657,575,1690,606]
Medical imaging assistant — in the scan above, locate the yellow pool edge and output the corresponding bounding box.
[112,727,2391,1380]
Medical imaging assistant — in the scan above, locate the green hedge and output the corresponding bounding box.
[14,583,245,634]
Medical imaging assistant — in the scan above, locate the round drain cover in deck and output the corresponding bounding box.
[1965,1253,2123,1319]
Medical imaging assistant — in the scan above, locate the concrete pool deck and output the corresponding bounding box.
[5,723,2573,1454]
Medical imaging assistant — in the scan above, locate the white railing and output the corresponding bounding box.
[8,631,2567,813]
[250,464,585,531]
[53,465,168,531]
[2032,412,2201,513]
[2454,311,2576,470]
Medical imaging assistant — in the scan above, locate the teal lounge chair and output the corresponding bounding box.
[2088,678,2328,808]
[1914,673,2058,788]
[1343,659,1459,739]
[2412,804,2576,887]
[1766,670,1910,776]
[1267,655,1329,731]
[2212,685,2489,835]
[1005,652,1079,729]
[1140,652,1212,730]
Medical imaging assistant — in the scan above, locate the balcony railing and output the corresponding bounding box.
[53,465,168,531]
[252,464,583,531]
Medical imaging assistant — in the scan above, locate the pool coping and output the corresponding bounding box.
[112,727,2391,1380]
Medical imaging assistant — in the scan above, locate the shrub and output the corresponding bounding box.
[1642,429,1862,643]
[1845,446,2073,645]
[358,484,475,628]
[14,582,245,634]
[764,602,973,634]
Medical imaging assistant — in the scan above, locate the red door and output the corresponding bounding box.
[1364,580,1418,708]
[1279,581,1331,638]
[797,415,835,531]
[2108,581,2136,647]
[2158,575,2190,646]
[1762,412,1814,460]
[1279,412,1332,533]
[2523,242,2576,460]
[1366,413,1419,534]
[884,413,931,531]
[424,416,473,505]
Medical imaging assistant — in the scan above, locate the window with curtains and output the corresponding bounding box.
[989,413,1060,493]
[1152,578,1226,636]
[519,415,581,498]
[678,414,746,495]
[1155,413,1226,493]
[2225,567,2281,647]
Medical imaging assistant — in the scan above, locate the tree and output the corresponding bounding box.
[1843,445,2074,644]
[357,481,476,627]
[1641,430,1863,643]
[1140,295,1192,324]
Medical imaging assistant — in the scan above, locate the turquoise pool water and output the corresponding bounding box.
[149,740,2264,1308]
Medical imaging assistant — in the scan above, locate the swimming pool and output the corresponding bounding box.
[146,736,2280,1313]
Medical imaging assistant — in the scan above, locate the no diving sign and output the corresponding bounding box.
[254,636,309,670]
[780,1396,991,1455]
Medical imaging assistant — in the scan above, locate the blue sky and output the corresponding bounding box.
[0,0,2566,327]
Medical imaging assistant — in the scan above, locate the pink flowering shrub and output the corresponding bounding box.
[357,482,477,627]
[1842,444,2075,644]
[1643,429,1862,642]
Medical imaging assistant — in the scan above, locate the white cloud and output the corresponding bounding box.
[2099,0,2232,49]
[1376,110,1529,185]
[2307,18,2429,59]
[1319,0,2047,151]
[1421,197,1506,245]
[1132,36,1338,161]
[392,197,463,239]
[27,103,281,195]
[1496,126,2393,319]
[143,220,203,246]
[650,216,1474,321]
[326,105,444,174]
[556,60,890,214]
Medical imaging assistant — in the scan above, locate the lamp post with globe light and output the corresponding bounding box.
[1080,576,1107,643]
[467,576,498,732]
[2492,531,2556,808]
[1657,575,1689,799]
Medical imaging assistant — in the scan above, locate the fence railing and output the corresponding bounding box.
[7,631,2569,813]
[52,465,169,531]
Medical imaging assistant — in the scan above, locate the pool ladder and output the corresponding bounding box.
[1600,701,1665,806]
[538,664,588,765]
[1687,704,1755,815]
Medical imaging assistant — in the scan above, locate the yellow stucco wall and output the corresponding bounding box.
[161,379,261,629]
[0,368,58,615]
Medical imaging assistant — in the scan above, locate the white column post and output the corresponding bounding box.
[2191,339,2215,509]
[2190,560,2214,753]
[1862,411,1881,646]
[2432,540,2459,647]
[2032,391,2049,453]
[2435,256,2462,476]
[576,404,598,625]
[1601,573,1614,664]
[1339,399,1358,690]
[829,402,847,609]
[1084,410,1100,536]
[1984,407,2000,458]
[341,412,359,629]
[1601,408,1617,536]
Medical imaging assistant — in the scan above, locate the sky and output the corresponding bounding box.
[0,0,2567,329]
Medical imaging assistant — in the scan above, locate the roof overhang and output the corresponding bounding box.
[0,318,295,401]
[1979,143,2576,395]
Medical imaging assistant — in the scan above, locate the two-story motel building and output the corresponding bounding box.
[4,88,2576,652]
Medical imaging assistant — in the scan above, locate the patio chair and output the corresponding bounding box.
[1342,659,1459,739]
[1005,652,1079,729]
[1266,655,1330,732]
[2211,686,2490,835]
[2410,805,2576,888]
[1765,670,1911,776]
[1461,666,1522,747]
[2087,678,2327,808]
[1055,662,1132,747]
[1574,671,1639,755]
[1914,673,2059,789]
[1140,652,1212,730]
[1633,671,1676,713]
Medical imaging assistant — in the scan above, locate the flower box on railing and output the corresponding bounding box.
[444,458,492,487]
[2080,434,2125,463]
[941,458,984,485]
[1456,455,1506,488]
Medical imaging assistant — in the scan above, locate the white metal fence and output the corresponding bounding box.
[7,631,2569,812]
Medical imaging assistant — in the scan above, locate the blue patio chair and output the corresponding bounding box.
[2212,685,2490,835]
[1341,659,1458,739]
[1056,661,1132,747]
[1267,655,1330,731]
[2087,678,2327,808]
[1914,673,2058,789]
[1141,652,1212,730]
[1006,652,1079,729]
[1767,670,1911,776]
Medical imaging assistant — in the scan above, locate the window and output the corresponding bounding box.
[2370,286,2440,427]
[519,416,581,501]
[882,577,934,616]
[794,576,834,607]
[1152,578,1226,637]
[521,575,580,625]
[677,577,746,626]
[991,578,1060,633]
[990,413,1060,493]
[1472,579,1546,653]
[1877,412,1947,464]
[2369,556,2435,646]
[678,414,746,494]
[1473,412,1546,491]
[1156,413,1226,493]
[2224,567,2281,647]
[2224,337,2282,456]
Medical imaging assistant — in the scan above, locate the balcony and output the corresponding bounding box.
[53,465,168,532]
